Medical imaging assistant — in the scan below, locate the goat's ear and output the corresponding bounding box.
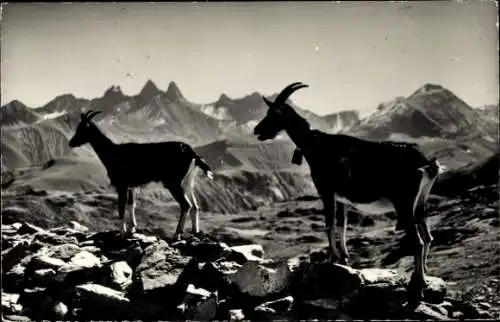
[262,96,283,113]
[262,96,274,109]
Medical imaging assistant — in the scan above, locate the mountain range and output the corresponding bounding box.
[1,80,498,212]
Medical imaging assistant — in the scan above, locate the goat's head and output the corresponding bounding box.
[69,110,102,147]
[253,82,309,141]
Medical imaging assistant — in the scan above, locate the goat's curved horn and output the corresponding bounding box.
[273,82,309,107]
[86,111,102,121]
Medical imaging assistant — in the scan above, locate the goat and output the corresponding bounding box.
[69,110,214,240]
[253,82,445,303]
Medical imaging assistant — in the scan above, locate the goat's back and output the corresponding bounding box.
[109,141,198,187]
[307,133,435,198]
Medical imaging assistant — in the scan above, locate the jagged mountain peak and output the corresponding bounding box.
[43,93,77,106]
[55,93,76,100]
[139,79,161,98]
[166,81,185,101]
[0,100,39,126]
[3,100,27,109]
[244,91,262,99]
[412,83,447,96]
[348,83,498,141]
[103,85,125,98]
[216,93,233,106]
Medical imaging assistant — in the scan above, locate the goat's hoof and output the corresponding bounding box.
[339,256,349,266]
[193,231,206,239]
[123,231,135,239]
[406,289,424,307]
[328,254,341,264]
[173,234,183,242]
[407,275,426,303]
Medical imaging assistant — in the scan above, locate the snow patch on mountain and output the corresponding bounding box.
[42,111,67,120]
[199,104,232,121]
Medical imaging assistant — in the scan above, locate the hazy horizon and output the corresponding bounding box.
[1,2,498,116]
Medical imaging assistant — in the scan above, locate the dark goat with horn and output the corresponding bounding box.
[253,82,445,304]
[69,110,214,240]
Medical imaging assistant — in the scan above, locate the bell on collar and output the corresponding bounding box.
[292,148,303,165]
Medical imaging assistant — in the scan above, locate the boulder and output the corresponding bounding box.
[104,261,133,291]
[134,240,190,294]
[358,268,405,285]
[2,292,22,315]
[102,241,143,269]
[229,309,245,320]
[2,240,32,273]
[69,251,101,268]
[2,223,22,235]
[421,276,447,304]
[172,237,231,262]
[290,262,363,301]
[75,283,130,306]
[34,232,79,245]
[30,268,57,287]
[54,262,102,286]
[47,243,82,260]
[52,251,102,284]
[411,302,451,320]
[340,282,408,319]
[227,244,266,264]
[17,222,47,235]
[30,255,66,270]
[19,287,54,319]
[3,264,27,291]
[250,296,294,320]
[295,298,351,320]
[194,260,242,293]
[72,283,133,320]
[51,301,69,320]
[125,232,158,248]
[229,260,292,305]
[175,284,218,321]
[69,221,89,233]
[80,245,102,254]
[2,315,32,322]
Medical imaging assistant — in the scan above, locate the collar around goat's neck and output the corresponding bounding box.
[287,126,317,166]
[283,117,312,150]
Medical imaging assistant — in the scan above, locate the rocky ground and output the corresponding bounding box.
[1,216,497,321]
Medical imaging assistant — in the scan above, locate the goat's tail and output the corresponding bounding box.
[194,155,214,180]
[418,157,446,178]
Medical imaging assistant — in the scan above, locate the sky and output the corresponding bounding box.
[1,1,498,116]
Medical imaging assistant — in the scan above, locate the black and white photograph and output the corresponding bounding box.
[1,1,498,320]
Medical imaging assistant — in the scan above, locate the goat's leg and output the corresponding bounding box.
[127,188,137,234]
[417,218,433,274]
[169,186,192,241]
[117,188,128,235]
[337,202,349,265]
[322,195,340,263]
[187,188,201,236]
[415,190,433,274]
[395,202,426,305]
[408,222,427,304]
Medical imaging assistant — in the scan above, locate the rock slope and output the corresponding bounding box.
[1,221,494,321]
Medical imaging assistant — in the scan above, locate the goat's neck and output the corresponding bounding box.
[88,124,115,170]
[282,114,313,152]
